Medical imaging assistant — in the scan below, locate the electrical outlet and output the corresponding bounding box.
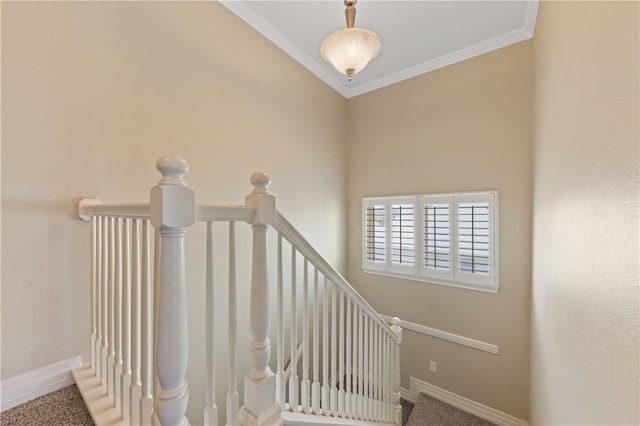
[429,361,437,373]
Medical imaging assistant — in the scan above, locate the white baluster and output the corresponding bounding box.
[101,217,109,387]
[121,218,132,420]
[227,222,239,426]
[337,291,345,417]
[357,306,363,419]
[239,172,281,426]
[204,222,218,426]
[350,305,356,419]
[108,217,116,399]
[373,326,379,422]
[391,318,402,426]
[321,277,329,416]
[300,260,310,414]
[385,334,391,422]
[140,220,153,425]
[369,319,375,419]
[311,269,320,415]
[382,333,388,422]
[276,235,285,406]
[130,219,142,425]
[91,217,97,371]
[345,299,352,418]
[95,217,103,381]
[288,247,299,412]
[115,218,124,417]
[377,328,383,421]
[151,156,195,426]
[330,283,337,416]
[363,315,369,420]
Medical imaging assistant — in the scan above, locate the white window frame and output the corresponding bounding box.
[362,191,499,293]
[362,196,418,275]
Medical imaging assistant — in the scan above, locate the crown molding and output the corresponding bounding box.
[220,0,349,98]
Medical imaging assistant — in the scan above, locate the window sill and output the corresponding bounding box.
[362,267,499,293]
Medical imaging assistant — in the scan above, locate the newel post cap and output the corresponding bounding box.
[245,171,275,225]
[250,172,271,194]
[391,317,403,342]
[151,155,195,228]
[156,155,190,187]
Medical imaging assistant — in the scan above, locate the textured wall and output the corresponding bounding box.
[530,1,639,424]
[346,41,533,420]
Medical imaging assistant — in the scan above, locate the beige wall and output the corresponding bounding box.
[346,42,533,419]
[1,2,347,422]
[530,2,639,424]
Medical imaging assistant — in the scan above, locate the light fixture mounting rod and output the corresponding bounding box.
[345,0,357,29]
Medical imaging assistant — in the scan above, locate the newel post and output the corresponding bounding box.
[391,317,403,426]
[239,172,282,426]
[150,155,195,426]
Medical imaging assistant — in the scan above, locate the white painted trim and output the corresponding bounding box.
[409,377,528,426]
[400,386,414,404]
[0,356,82,412]
[380,315,499,355]
[282,409,395,426]
[347,24,534,98]
[71,365,128,426]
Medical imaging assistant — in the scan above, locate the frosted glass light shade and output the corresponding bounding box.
[321,28,382,80]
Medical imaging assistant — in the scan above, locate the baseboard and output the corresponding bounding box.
[1,356,82,412]
[409,377,528,426]
[400,386,414,403]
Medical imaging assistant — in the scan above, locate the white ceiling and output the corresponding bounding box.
[220,1,538,98]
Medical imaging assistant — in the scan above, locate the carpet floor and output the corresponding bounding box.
[0,385,495,426]
[406,393,496,426]
[0,385,94,426]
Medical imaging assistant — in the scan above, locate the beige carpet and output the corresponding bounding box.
[406,393,496,426]
[0,385,495,426]
[0,385,93,426]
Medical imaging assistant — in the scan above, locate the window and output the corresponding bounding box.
[362,191,499,292]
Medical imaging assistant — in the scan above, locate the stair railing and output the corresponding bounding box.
[74,155,401,426]
[273,213,403,425]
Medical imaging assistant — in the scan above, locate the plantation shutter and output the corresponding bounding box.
[458,202,490,274]
[420,195,454,281]
[363,192,498,292]
[424,203,451,270]
[362,198,387,271]
[366,205,386,262]
[454,192,497,287]
[388,197,417,274]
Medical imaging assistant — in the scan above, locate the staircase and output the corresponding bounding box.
[72,155,402,426]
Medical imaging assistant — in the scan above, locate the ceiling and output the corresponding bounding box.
[220,1,538,98]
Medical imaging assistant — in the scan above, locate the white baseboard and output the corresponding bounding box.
[400,386,414,403]
[409,376,528,426]
[1,356,82,412]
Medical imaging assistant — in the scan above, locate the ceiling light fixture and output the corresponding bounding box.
[320,0,381,82]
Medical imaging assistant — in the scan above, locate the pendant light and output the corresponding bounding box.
[320,0,382,81]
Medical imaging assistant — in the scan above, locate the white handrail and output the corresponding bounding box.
[195,204,254,223]
[79,200,150,220]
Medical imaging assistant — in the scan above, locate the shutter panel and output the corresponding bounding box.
[424,203,451,271]
[391,203,415,266]
[365,204,386,263]
[454,191,498,290]
[457,202,490,274]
